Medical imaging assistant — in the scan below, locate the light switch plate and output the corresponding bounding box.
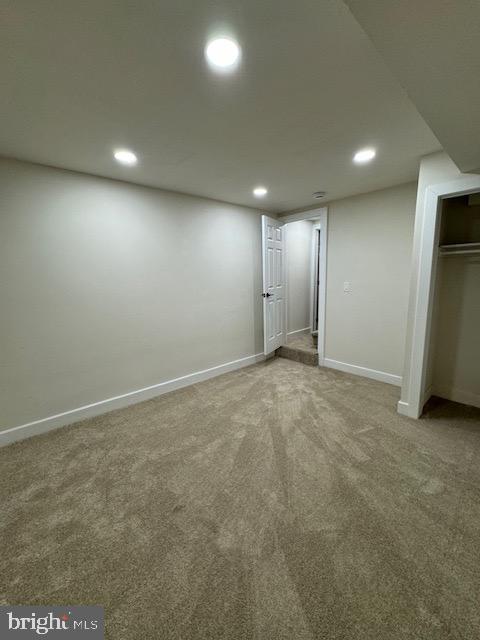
[343,281,351,293]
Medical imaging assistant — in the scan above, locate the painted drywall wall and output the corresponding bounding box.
[325,182,417,377]
[286,220,313,333]
[0,158,263,430]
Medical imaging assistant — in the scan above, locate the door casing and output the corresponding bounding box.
[262,207,328,364]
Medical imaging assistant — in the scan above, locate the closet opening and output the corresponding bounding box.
[427,192,480,410]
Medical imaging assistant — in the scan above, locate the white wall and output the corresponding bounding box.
[325,182,417,379]
[286,220,313,334]
[0,158,431,437]
[0,158,263,432]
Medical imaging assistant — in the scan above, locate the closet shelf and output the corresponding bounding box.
[439,242,480,257]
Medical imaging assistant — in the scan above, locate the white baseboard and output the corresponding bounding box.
[397,385,433,419]
[397,400,410,415]
[432,386,480,410]
[287,326,311,336]
[323,358,402,387]
[397,400,419,418]
[0,352,266,448]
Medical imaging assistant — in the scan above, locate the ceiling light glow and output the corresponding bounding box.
[114,149,138,166]
[205,37,241,71]
[253,186,268,198]
[353,148,376,164]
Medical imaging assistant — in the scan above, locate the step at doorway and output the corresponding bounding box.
[276,332,318,366]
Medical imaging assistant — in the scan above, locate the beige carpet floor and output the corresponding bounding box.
[286,333,317,353]
[278,333,318,366]
[1,357,480,639]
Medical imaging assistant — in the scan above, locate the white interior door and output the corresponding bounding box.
[262,215,286,355]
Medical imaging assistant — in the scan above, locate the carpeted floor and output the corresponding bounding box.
[286,333,318,354]
[1,357,480,639]
[278,333,318,366]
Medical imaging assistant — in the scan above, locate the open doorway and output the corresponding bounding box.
[280,219,321,365]
[310,223,322,336]
[261,208,327,365]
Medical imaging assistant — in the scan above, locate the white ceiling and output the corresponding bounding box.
[344,0,480,175]
[1,0,441,212]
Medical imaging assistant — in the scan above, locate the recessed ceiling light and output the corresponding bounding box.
[114,149,138,166]
[205,37,241,71]
[312,191,326,199]
[353,148,376,164]
[253,186,268,198]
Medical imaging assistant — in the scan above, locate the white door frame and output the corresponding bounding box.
[399,175,480,418]
[309,223,322,335]
[280,207,328,365]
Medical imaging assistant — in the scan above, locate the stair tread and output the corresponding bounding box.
[276,344,318,366]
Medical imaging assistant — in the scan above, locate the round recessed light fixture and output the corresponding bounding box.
[353,147,376,164]
[114,149,138,166]
[312,191,326,199]
[253,186,268,198]
[205,37,241,71]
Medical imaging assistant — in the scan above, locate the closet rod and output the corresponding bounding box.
[439,242,480,250]
[439,248,480,257]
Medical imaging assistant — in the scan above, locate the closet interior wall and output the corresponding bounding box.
[427,195,480,408]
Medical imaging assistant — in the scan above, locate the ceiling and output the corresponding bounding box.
[1,0,441,212]
[345,0,480,175]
